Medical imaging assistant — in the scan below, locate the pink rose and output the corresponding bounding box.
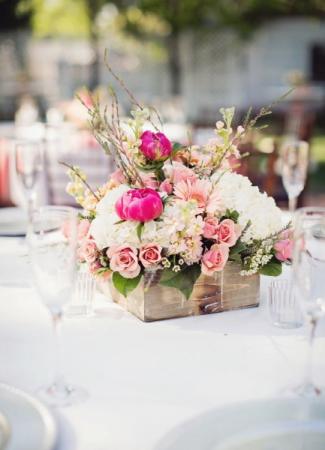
[139,243,162,267]
[201,243,229,276]
[274,239,293,262]
[78,219,91,240]
[274,229,293,262]
[107,245,140,279]
[115,188,163,222]
[140,130,172,161]
[159,179,173,194]
[203,217,219,239]
[89,260,102,274]
[216,219,241,247]
[78,238,98,263]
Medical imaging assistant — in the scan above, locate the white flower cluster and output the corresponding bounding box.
[240,240,274,276]
[213,171,283,243]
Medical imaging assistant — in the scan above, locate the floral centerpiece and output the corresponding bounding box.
[65,59,292,319]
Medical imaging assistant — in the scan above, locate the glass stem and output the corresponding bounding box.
[304,317,317,388]
[26,189,35,233]
[288,195,297,213]
[52,312,67,392]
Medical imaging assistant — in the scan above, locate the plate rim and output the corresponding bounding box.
[154,396,325,450]
[0,383,57,450]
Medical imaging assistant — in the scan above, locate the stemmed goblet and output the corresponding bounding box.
[28,206,88,406]
[292,207,325,396]
[15,140,44,227]
[281,140,309,213]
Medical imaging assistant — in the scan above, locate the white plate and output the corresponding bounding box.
[0,208,28,237]
[155,398,325,450]
[0,384,56,450]
[0,412,10,450]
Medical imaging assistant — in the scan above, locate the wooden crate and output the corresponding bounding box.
[104,262,260,322]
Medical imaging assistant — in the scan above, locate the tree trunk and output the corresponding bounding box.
[167,29,181,96]
[88,33,100,91]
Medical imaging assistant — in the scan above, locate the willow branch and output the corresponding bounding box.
[60,161,100,201]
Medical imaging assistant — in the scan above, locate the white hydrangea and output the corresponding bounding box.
[90,184,131,249]
[212,171,283,243]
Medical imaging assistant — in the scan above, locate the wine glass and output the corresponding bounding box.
[281,140,309,213]
[28,206,88,406]
[292,207,325,397]
[15,140,44,226]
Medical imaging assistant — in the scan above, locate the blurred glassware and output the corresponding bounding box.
[15,95,39,127]
[292,207,325,397]
[268,279,303,329]
[281,140,309,213]
[28,206,88,406]
[65,269,96,317]
[15,140,44,227]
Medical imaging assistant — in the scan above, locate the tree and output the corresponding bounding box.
[0,0,30,30]
[113,0,325,95]
[16,0,109,89]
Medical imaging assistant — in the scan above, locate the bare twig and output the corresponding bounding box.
[60,161,100,201]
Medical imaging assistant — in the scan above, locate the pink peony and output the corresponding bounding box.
[201,243,229,276]
[78,238,98,263]
[203,217,219,240]
[107,245,140,279]
[139,243,162,267]
[139,130,172,161]
[174,179,211,210]
[115,188,163,222]
[216,219,241,247]
[159,179,173,194]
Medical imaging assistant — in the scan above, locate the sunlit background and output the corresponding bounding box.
[0,0,324,208]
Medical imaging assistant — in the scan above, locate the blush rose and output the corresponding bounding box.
[107,245,140,279]
[139,243,162,267]
[201,243,229,276]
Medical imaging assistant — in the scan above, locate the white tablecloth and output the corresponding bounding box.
[0,237,324,450]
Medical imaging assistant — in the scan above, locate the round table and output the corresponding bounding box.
[0,236,324,450]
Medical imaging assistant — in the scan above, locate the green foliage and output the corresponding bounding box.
[259,258,282,277]
[136,222,144,241]
[222,209,240,223]
[112,271,142,297]
[160,264,201,300]
[229,240,246,263]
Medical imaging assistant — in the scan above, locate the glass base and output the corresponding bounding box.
[293,382,322,398]
[283,382,323,398]
[37,382,88,407]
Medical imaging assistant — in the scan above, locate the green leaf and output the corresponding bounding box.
[259,259,282,277]
[223,209,239,223]
[160,264,201,300]
[229,240,246,256]
[136,222,144,241]
[114,219,125,225]
[112,272,142,297]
